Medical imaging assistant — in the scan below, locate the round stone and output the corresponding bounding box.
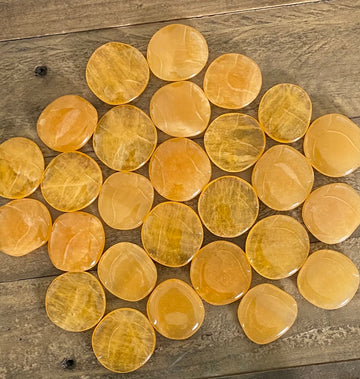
[237,283,298,345]
[86,42,149,105]
[252,144,314,211]
[0,137,44,199]
[190,241,252,305]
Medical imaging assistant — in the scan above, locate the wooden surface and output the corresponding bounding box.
[0,0,360,378]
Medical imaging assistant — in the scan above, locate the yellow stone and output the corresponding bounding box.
[149,138,211,202]
[0,137,44,199]
[93,105,157,171]
[198,176,259,238]
[190,241,252,305]
[297,249,359,309]
[147,24,208,81]
[92,308,156,373]
[203,53,262,109]
[48,212,105,272]
[204,113,265,172]
[147,279,205,340]
[237,283,298,345]
[246,215,309,280]
[258,83,312,143]
[86,42,149,105]
[149,81,211,137]
[45,272,106,332]
[303,113,360,177]
[97,242,157,301]
[302,183,360,244]
[0,199,51,257]
[252,145,314,211]
[141,201,203,267]
[41,151,102,212]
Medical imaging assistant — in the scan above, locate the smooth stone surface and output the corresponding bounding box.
[98,171,154,230]
[86,42,149,105]
[36,95,98,152]
[258,83,312,143]
[0,137,44,199]
[203,53,262,109]
[204,113,265,172]
[237,283,298,345]
[41,151,102,212]
[297,249,360,310]
[92,308,155,373]
[45,272,106,332]
[198,176,259,238]
[252,144,314,211]
[302,183,360,244]
[147,24,208,81]
[246,215,310,280]
[93,105,157,171]
[149,81,211,137]
[48,212,105,272]
[0,199,51,257]
[303,113,360,177]
[141,201,203,267]
[190,241,252,305]
[147,279,205,340]
[149,137,211,201]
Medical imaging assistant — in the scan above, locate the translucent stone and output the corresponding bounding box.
[147,24,208,81]
[258,83,312,143]
[303,113,360,177]
[237,283,298,344]
[204,113,265,172]
[0,137,44,199]
[141,201,203,267]
[302,183,360,244]
[149,81,211,137]
[147,279,205,340]
[93,105,157,171]
[92,308,155,373]
[198,176,259,238]
[0,199,51,256]
[45,272,106,332]
[48,212,105,271]
[246,215,309,280]
[190,241,252,305]
[86,42,149,105]
[297,249,359,309]
[203,53,262,109]
[41,151,102,212]
[149,138,211,201]
[252,144,314,211]
[98,242,157,301]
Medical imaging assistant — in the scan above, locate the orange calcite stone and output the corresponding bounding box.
[149,138,211,201]
[237,283,298,344]
[86,42,149,105]
[302,183,360,244]
[147,279,205,340]
[98,172,154,230]
[141,201,203,267]
[203,53,262,109]
[0,199,51,257]
[45,272,106,332]
[48,212,105,271]
[92,308,156,373]
[147,24,208,81]
[98,242,157,301]
[0,137,44,199]
[149,81,211,137]
[252,145,314,211]
[190,241,252,305]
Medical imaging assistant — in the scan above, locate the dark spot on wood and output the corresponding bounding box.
[19,337,22,341]
[34,65,47,77]
[61,358,75,369]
